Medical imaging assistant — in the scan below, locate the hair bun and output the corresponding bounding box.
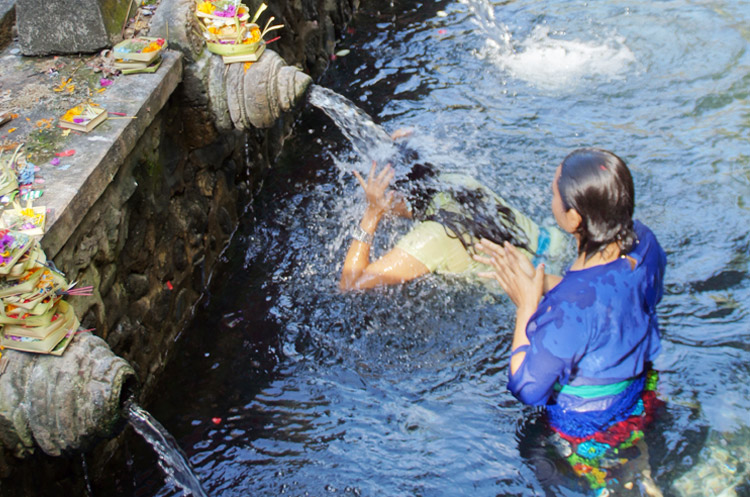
[616,224,637,254]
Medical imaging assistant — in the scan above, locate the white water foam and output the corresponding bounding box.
[462,0,636,91]
[307,84,397,170]
[484,25,636,91]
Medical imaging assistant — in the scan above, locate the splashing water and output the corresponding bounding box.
[460,0,513,53]
[126,403,208,497]
[81,453,94,497]
[463,0,636,91]
[307,84,478,185]
[486,26,636,91]
[307,84,397,166]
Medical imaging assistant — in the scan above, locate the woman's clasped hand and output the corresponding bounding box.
[473,239,544,310]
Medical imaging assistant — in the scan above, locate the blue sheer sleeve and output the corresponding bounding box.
[507,294,592,406]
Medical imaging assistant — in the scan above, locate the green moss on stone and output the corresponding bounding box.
[98,0,134,40]
[145,158,162,177]
[25,128,65,165]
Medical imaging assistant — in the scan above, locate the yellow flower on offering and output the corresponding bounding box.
[61,105,83,123]
[248,25,261,42]
[142,41,162,53]
[197,1,215,14]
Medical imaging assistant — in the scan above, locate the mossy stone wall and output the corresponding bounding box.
[0,0,358,493]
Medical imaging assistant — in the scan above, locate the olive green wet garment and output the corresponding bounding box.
[395,174,567,276]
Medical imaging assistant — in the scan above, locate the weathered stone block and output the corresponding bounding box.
[0,0,15,51]
[16,0,132,55]
[99,263,117,297]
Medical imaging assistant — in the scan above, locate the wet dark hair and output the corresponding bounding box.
[557,148,637,260]
[393,155,531,253]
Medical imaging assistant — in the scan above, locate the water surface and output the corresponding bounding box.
[123,0,750,495]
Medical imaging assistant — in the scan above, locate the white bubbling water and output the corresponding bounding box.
[463,0,636,91]
[485,25,636,91]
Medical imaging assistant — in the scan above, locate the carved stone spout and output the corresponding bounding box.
[225,49,313,130]
[147,0,313,131]
[0,333,137,457]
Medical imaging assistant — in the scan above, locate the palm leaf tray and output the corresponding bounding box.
[205,40,263,56]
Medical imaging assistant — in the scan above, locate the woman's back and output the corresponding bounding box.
[509,221,666,434]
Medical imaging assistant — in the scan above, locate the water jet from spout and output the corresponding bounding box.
[126,402,208,497]
[306,84,396,165]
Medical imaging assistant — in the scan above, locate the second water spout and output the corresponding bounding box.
[126,402,208,497]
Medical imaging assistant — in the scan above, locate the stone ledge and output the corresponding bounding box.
[0,41,182,258]
[39,51,183,258]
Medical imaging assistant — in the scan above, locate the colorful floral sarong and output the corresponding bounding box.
[549,371,662,495]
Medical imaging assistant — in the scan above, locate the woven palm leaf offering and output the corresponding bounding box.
[113,37,167,74]
[113,37,167,62]
[0,144,21,200]
[0,228,86,356]
[0,229,36,277]
[58,102,108,133]
[0,200,46,240]
[195,1,283,63]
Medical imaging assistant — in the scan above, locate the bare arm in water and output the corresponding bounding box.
[340,161,430,291]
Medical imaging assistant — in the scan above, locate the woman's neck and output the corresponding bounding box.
[570,242,621,271]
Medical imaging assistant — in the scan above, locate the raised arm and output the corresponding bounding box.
[340,161,429,291]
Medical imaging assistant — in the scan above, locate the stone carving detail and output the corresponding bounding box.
[0,333,136,457]
[225,49,313,129]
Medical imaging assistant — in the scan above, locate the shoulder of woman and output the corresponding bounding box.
[538,271,612,316]
[630,220,667,268]
[533,279,595,318]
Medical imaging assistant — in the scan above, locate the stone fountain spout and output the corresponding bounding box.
[147,0,313,131]
[225,49,313,130]
[0,332,137,457]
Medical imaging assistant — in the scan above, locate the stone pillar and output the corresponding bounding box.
[16,0,132,55]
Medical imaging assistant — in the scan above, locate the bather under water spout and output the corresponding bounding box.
[126,402,208,497]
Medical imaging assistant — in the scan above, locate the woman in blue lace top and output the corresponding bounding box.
[474,148,667,495]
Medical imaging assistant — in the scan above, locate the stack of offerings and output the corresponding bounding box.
[0,229,79,355]
[195,1,283,63]
[0,144,47,237]
[113,37,167,74]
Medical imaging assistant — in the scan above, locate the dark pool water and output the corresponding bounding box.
[118,0,750,495]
